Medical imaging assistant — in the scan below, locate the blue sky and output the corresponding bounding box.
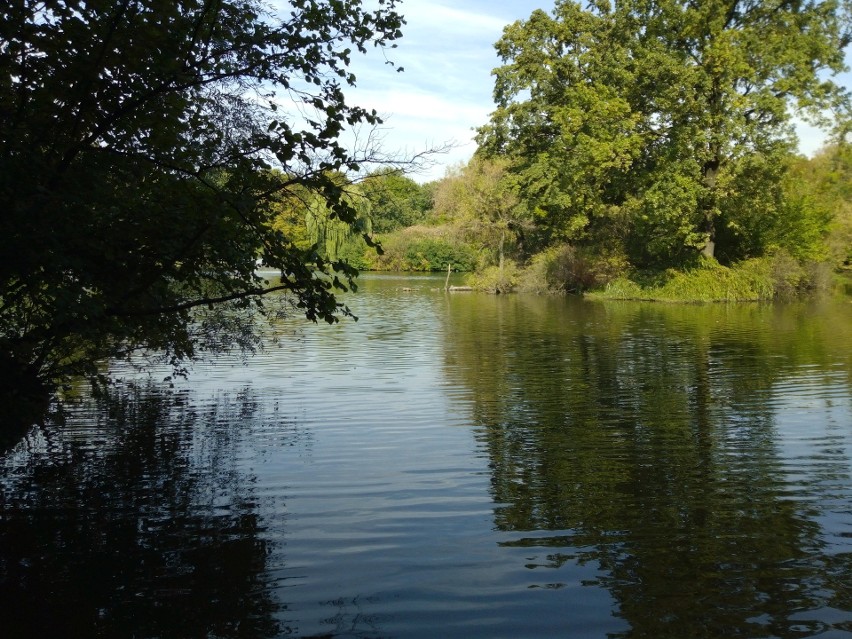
[344,1,850,182]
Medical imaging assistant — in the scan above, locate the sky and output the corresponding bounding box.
[340,0,851,183]
[342,0,544,182]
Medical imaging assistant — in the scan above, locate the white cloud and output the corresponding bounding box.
[397,2,510,36]
[334,2,540,180]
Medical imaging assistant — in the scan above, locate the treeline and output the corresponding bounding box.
[277,0,852,301]
[274,142,851,299]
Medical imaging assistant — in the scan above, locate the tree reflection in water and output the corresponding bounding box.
[0,385,292,638]
[444,294,852,638]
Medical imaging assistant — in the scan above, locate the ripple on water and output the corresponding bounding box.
[1,278,851,638]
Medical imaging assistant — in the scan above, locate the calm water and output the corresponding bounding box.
[2,273,851,638]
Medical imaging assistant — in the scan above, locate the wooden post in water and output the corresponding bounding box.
[445,263,452,291]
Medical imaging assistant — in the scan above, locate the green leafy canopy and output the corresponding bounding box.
[478,0,851,266]
[0,0,406,399]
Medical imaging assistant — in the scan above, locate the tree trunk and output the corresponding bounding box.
[701,159,720,259]
[702,222,716,259]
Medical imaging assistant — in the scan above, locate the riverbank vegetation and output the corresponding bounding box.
[310,142,850,300]
[306,0,851,302]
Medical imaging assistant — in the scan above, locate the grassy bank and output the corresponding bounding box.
[354,225,840,303]
[456,249,836,302]
[586,255,832,302]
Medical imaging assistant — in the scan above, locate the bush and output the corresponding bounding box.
[653,258,773,301]
[517,249,558,294]
[517,244,630,293]
[467,261,520,293]
[336,236,373,271]
[767,251,809,296]
[764,251,834,296]
[589,253,833,302]
[589,256,760,301]
[404,238,477,272]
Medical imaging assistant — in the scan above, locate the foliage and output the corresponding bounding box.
[303,174,373,263]
[403,238,476,272]
[789,143,852,268]
[477,0,851,266]
[431,157,530,269]
[0,0,405,400]
[360,169,432,233]
[466,260,521,293]
[713,154,833,264]
[589,254,831,302]
[517,244,630,294]
[267,184,313,252]
[365,225,478,272]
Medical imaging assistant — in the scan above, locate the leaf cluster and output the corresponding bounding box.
[0,0,404,395]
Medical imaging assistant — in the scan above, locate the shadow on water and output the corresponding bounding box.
[442,294,852,638]
[0,361,52,453]
[0,385,290,638]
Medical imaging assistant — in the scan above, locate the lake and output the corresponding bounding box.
[1,273,851,638]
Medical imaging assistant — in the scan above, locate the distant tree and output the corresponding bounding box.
[432,157,527,273]
[360,169,431,233]
[304,175,373,264]
[0,0,406,426]
[269,172,373,269]
[478,0,851,266]
[791,143,852,267]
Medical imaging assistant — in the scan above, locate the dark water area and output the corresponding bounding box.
[1,273,851,638]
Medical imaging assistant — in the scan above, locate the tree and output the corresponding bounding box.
[788,143,852,267]
[270,172,374,269]
[304,174,373,265]
[478,0,851,266]
[431,157,527,273]
[0,0,405,428]
[360,168,431,233]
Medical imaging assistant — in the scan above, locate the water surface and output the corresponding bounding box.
[2,273,851,638]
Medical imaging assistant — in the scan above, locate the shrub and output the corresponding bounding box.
[597,277,646,299]
[591,256,773,301]
[653,259,771,301]
[518,244,630,293]
[517,249,559,294]
[404,238,477,272]
[766,251,809,296]
[467,261,520,293]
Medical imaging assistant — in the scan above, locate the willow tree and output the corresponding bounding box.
[0,0,404,431]
[305,178,373,264]
[478,0,851,266]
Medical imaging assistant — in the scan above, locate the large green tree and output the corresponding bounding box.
[0,0,404,422]
[360,168,431,233]
[478,0,851,266]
